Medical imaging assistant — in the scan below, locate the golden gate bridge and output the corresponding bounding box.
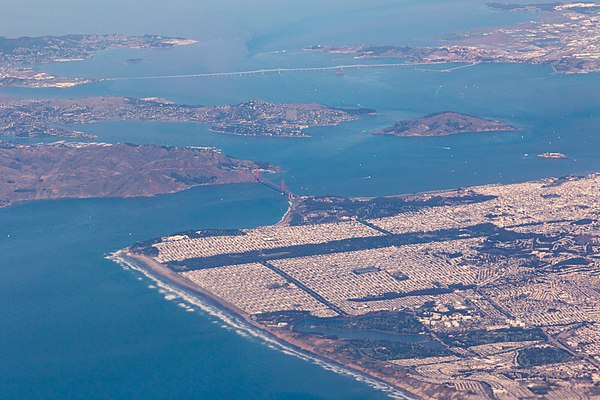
[254,171,292,197]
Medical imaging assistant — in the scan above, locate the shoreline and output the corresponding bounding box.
[0,179,257,210]
[208,128,311,138]
[103,174,600,398]
[276,196,295,226]
[109,250,418,400]
[372,126,520,137]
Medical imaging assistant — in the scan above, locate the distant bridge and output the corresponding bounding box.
[101,61,459,81]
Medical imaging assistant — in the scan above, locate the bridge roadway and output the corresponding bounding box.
[256,176,292,197]
[101,61,466,81]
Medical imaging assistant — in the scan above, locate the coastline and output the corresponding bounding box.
[104,176,600,398]
[372,127,520,138]
[0,179,255,210]
[208,128,311,138]
[276,196,295,226]
[109,250,418,400]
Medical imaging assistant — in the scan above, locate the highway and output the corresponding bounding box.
[260,260,348,316]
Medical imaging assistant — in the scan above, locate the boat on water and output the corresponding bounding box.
[537,152,568,159]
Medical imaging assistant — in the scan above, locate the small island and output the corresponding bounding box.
[0,97,367,138]
[376,112,518,137]
[0,141,273,208]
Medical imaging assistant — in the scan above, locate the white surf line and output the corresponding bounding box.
[101,62,455,81]
[107,250,416,400]
[276,197,294,226]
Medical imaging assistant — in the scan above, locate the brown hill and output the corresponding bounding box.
[0,141,272,208]
[377,112,518,137]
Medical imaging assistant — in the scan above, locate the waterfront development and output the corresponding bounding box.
[0,96,365,138]
[3,1,600,400]
[118,174,600,399]
[307,2,600,74]
[0,34,197,88]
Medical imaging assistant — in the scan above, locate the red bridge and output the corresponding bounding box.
[254,171,292,197]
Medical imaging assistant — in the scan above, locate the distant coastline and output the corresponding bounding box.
[207,127,311,138]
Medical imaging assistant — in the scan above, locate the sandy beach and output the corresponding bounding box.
[111,250,420,400]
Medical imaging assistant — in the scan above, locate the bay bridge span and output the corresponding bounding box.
[100,61,471,82]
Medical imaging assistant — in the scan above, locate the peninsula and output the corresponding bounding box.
[377,112,518,137]
[0,34,197,88]
[0,97,367,138]
[116,174,600,399]
[0,141,272,208]
[305,2,600,74]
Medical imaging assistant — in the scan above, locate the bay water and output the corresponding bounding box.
[1,1,598,398]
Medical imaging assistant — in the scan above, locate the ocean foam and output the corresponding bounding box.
[107,251,414,400]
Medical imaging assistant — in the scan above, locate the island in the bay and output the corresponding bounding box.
[115,173,600,399]
[305,2,600,74]
[377,112,518,137]
[0,141,273,208]
[0,34,197,88]
[0,96,370,138]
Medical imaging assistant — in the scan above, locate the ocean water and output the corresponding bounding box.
[1,0,599,399]
[1,185,398,400]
